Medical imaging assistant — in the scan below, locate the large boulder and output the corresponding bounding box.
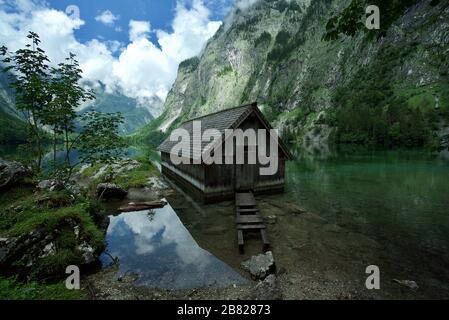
[96,183,127,200]
[0,218,102,279]
[0,159,32,189]
[241,251,276,280]
[249,274,282,300]
[82,159,140,180]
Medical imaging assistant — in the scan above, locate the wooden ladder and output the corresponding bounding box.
[235,192,270,254]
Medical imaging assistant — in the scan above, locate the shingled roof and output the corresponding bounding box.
[158,102,293,160]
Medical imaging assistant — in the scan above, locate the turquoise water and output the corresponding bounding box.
[282,147,449,265]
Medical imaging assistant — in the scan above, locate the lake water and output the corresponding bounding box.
[282,147,449,261]
[4,141,447,295]
[100,202,247,290]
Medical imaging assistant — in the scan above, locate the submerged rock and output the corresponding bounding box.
[96,183,127,200]
[393,279,419,290]
[266,215,277,224]
[147,176,169,190]
[241,251,276,280]
[0,159,32,189]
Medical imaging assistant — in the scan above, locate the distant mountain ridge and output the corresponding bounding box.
[78,84,160,135]
[0,71,160,141]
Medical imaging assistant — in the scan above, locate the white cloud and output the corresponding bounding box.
[157,0,222,63]
[224,0,259,30]
[95,10,119,26]
[0,0,222,114]
[129,20,151,42]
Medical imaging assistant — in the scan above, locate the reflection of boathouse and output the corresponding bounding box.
[158,103,293,203]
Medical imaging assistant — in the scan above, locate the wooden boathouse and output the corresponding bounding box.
[158,102,293,203]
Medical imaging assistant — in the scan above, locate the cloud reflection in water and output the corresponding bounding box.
[100,203,246,289]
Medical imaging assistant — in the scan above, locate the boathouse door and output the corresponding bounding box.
[235,146,256,192]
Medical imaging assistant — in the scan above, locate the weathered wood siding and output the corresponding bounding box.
[160,111,287,203]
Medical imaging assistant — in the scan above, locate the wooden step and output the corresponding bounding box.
[235,191,270,254]
[236,215,264,224]
[236,192,256,206]
[237,224,266,230]
[237,208,259,214]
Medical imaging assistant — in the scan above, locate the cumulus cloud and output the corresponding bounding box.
[129,20,151,42]
[95,10,119,26]
[0,0,222,114]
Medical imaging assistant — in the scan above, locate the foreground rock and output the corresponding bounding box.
[249,274,282,300]
[81,159,141,180]
[0,159,32,189]
[241,251,276,280]
[0,218,102,279]
[96,183,127,200]
[37,179,64,192]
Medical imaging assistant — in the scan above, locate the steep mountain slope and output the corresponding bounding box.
[145,0,449,149]
[0,71,27,142]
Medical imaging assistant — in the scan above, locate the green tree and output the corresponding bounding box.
[75,111,125,164]
[1,32,52,171]
[49,53,95,168]
[51,111,126,183]
[2,32,127,181]
[75,111,126,172]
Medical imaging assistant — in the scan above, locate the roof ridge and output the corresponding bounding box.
[179,102,256,125]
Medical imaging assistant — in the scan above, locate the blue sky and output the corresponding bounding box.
[46,0,233,53]
[0,0,238,115]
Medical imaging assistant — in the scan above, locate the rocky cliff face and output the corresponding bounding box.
[154,0,449,148]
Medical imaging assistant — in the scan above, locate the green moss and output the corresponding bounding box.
[0,277,85,300]
[112,162,159,189]
[0,187,105,280]
[80,163,103,179]
[85,159,159,193]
